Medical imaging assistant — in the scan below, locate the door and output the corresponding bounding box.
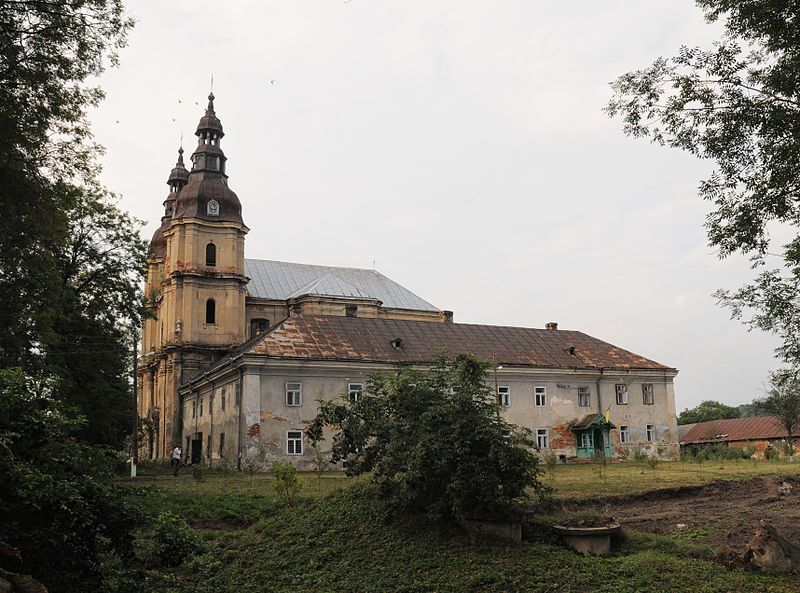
[191,433,202,464]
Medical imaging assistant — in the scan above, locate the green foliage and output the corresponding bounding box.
[0,368,140,593]
[543,451,558,481]
[145,512,203,568]
[752,371,800,446]
[0,0,144,449]
[307,353,545,522]
[192,465,205,485]
[631,445,648,463]
[271,461,306,506]
[646,455,660,472]
[677,400,741,425]
[591,449,607,478]
[606,1,800,366]
[160,483,798,593]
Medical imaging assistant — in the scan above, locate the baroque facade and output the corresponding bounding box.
[138,95,679,466]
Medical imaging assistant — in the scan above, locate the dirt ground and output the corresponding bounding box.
[563,474,800,553]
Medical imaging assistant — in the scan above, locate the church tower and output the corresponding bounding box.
[139,94,248,459]
[162,93,249,366]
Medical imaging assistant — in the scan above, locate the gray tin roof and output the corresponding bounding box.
[244,259,440,312]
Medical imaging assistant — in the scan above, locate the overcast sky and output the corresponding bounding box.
[89,0,780,413]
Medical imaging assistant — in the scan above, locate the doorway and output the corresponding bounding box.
[191,433,202,464]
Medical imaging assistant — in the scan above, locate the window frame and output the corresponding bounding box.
[205,242,216,267]
[221,388,226,411]
[287,430,303,455]
[619,425,630,444]
[534,386,547,407]
[285,382,302,407]
[646,424,656,442]
[218,432,225,456]
[348,382,364,403]
[642,383,654,405]
[536,427,549,449]
[580,431,594,448]
[578,386,591,408]
[498,385,510,407]
[615,383,629,405]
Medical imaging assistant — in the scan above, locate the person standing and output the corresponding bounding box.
[171,445,182,476]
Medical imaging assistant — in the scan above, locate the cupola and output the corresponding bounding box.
[149,146,190,259]
[173,93,244,225]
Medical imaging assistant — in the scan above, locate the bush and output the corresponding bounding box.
[0,368,140,593]
[146,511,204,567]
[307,353,546,522]
[271,461,305,506]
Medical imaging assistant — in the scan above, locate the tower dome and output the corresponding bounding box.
[173,93,244,225]
[148,146,190,259]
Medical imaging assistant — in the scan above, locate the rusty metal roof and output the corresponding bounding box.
[244,260,439,312]
[245,315,674,370]
[571,413,615,430]
[680,416,798,444]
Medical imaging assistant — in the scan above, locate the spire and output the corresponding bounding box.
[165,146,189,217]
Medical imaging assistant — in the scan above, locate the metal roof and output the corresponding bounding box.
[244,259,439,312]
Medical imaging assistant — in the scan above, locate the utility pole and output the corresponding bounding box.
[131,328,138,478]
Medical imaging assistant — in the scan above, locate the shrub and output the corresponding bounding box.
[591,449,607,478]
[307,353,545,522]
[272,461,305,506]
[146,511,203,567]
[543,452,558,481]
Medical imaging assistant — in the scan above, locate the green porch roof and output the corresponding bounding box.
[571,413,616,431]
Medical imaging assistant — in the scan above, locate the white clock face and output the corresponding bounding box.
[207,199,220,216]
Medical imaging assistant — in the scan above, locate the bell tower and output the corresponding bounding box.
[160,93,249,378]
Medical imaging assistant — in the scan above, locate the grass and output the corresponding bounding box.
[116,460,800,593]
[551,458,800,498]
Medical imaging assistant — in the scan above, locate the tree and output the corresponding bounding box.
[606,1,800,366]
[307,354,545,522]
[0,1,144,446]
[0,367,140,593]
[678,400,741,425]
[751,371,800,448]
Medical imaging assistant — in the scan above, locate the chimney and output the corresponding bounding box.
[442,310,454,323]
[545,322,558,331]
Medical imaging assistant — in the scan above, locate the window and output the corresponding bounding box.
[219,432,225,456]
[207,434,211,457]
[206,298,216,324]
[235,382,241,406]
[205,243,216,267]
[536,428,549,448]
[498,386,510,407]
[615,384,628,405]
[580,432,594,448]
[348,383,363,403]
[619,425,630,443]
[191,400,196,418]
[286,382,302,406]
[287,430,303,455]
[199,398,203,417]
[534,386,546,407]
[646,424,656,442]
[642,384,654,405]
[250,318,269,337]
[221,388,226,411]
[207,199,219,216]
[578,387,590,407]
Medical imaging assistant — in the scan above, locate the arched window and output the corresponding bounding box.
[206,298,216,324]
[205,243,216,267]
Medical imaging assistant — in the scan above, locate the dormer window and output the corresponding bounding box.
[207,199,219,216]
[205,243,216,267]
[208,156,218,170]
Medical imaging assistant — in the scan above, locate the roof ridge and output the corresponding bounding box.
[245,257,377,274]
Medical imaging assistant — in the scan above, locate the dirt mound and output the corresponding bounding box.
[563,475,800,552]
